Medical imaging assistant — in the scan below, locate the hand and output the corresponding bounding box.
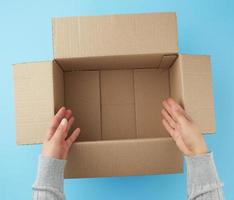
[42,107,81,160]
[161,98,208,156]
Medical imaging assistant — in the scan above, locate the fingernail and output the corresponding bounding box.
[61,118,67,126]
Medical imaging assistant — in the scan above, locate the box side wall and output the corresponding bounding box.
[169,57,185,106]
[55,54,162,71]
[65,138,183,178]
[56,53,178,71]
[64,71,102,141]
[53,12,178,59]
[53,61,65,112]
[101,70,136,140]
[134,69,170,138]
[13,61,55,144]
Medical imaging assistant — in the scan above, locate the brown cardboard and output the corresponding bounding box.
[53,61,65,111]
[64,71,101,141]
[52,13,178,59]
[13,12,216,178]
[65,138,183,178]
[134,69,170,138]
[54,54,168,71]
[101,70,136,140]
[176,55,215,133]
[13,61,54,144]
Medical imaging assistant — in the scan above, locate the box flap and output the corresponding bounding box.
[52,12,178,59]
[64,138,183,178]
[170,54,215,133]
[13,61,64,144]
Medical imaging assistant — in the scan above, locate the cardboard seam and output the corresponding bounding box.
[168,54,178,68]
[132,70,138,139]
[157,54,165,69]
[99,71,103,140]
[158,54,178,69]
[54,59,64,72]
[74,137,173,145]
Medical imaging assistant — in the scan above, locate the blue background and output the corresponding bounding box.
[0,1,233,199]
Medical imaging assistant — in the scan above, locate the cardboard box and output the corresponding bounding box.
[13,12,215,178]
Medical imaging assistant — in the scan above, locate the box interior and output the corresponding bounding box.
[54,54,180,142]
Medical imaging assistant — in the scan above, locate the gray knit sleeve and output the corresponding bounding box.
[32,155,66,200]
[185,152,224,200]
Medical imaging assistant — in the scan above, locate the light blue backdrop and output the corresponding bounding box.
[0,1,233,199]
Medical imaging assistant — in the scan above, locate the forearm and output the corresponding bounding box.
[186,152,224,200]
[32,155,66,200]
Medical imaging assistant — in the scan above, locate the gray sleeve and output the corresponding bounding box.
[32,155,67,200]
[185,152,224,200]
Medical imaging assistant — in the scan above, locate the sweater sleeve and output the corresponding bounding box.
[32,155,66,200]
[185,152,224,200]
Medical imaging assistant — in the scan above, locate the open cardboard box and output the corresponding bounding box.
[13,12,215,178]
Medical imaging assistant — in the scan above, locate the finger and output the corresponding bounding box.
[167,98,192,122]
[65,109,72,120]
[167,98,184,110]
[162,110,182,141]
[53,118,68,141]
[161,108,176,129]
[64,116,75,139]
[163,98,187,124]
[162,118,176,138]
[162,99,176,121]
[162,118,192,155]
[66,128,80,149]
[46,107,66,140]
[171,107,188,125]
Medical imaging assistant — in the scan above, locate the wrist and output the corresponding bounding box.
[42,151,67,160]
[42,143,68,160]
[194,141,208,155]
[193,146,208,155]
